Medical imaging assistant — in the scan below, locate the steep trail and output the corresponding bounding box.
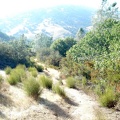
[43,65,120,120]
[0,65,120,120]
[44,66,102,120]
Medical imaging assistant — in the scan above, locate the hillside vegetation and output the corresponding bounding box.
[0,0,120,114]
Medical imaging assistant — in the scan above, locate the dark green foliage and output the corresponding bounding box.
[51,37,76,56]
[67,19,120,67]
[0,35,32,69]
[34,64,44,72]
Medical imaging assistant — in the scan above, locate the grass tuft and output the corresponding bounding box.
[5,66,12,75]
[39,75,53,89]
[23,77,42,99]
[99,86,118,108]
[66,77,76,88]
[52,84,66,98]
[7,67,26,85]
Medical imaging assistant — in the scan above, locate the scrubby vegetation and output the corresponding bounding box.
[66,77,76,88]
[7,65,27,85]
[97,86,119,108]
[0,0,119,109]
[5,66,12,75]
[23,77,42,99]
[39,75,53,89]
[52,84,66,98]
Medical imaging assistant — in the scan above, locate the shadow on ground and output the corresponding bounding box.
[64,97,79,106]
[39,98,71,119]
[0,93,14,107]
[0,111,8,120]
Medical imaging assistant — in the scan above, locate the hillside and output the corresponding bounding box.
[0,31,14,41]
[0,64,120,120]
[0,5,94,39]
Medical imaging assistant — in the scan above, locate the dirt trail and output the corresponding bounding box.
[0,66,120,120]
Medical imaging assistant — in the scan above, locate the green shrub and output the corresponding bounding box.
[7,72,20,85]
[39,75,53,89]
[82,77,87,87]
[16,64,26,70]
[66,77,76,88]
[31,70,38,77]
[5,66,12,75]
[28,67,38,77]
[23,77,42,99]
[28,67,37,72]
[7,67,26,85]
[99,86,118,108]
[35,64,44,72]
[52,84,66,98]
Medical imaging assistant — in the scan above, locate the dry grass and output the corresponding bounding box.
[94,107,107,120]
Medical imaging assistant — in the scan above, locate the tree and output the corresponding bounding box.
[0,35,31,68]
[92,0,119,28]
[51,37,76,56]
[34,33,53,52]
[75,28,85,41]
[67,18,120,70]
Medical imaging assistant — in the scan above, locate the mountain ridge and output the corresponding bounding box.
[0,5,95,39]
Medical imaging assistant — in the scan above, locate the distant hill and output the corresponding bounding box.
[0,5,95,39]
[0,31,14,41]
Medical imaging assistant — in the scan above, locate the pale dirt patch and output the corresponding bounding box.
[0,70,6,78]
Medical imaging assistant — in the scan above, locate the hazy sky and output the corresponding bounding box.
[0,0,119,18]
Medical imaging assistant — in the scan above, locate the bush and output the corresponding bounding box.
[7,72,20,85]
[16,64,26,70]
[23,77,42,99]
[39,75,53,89]
[7,67,26,85]
[66,77,76,88]
[52,84,66,98]
[28,67,38,77]
[31,70,38,77]
[99,86,118,108]
[35,64,44,72]
[28,67,37,72]
[5,66,12,75]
